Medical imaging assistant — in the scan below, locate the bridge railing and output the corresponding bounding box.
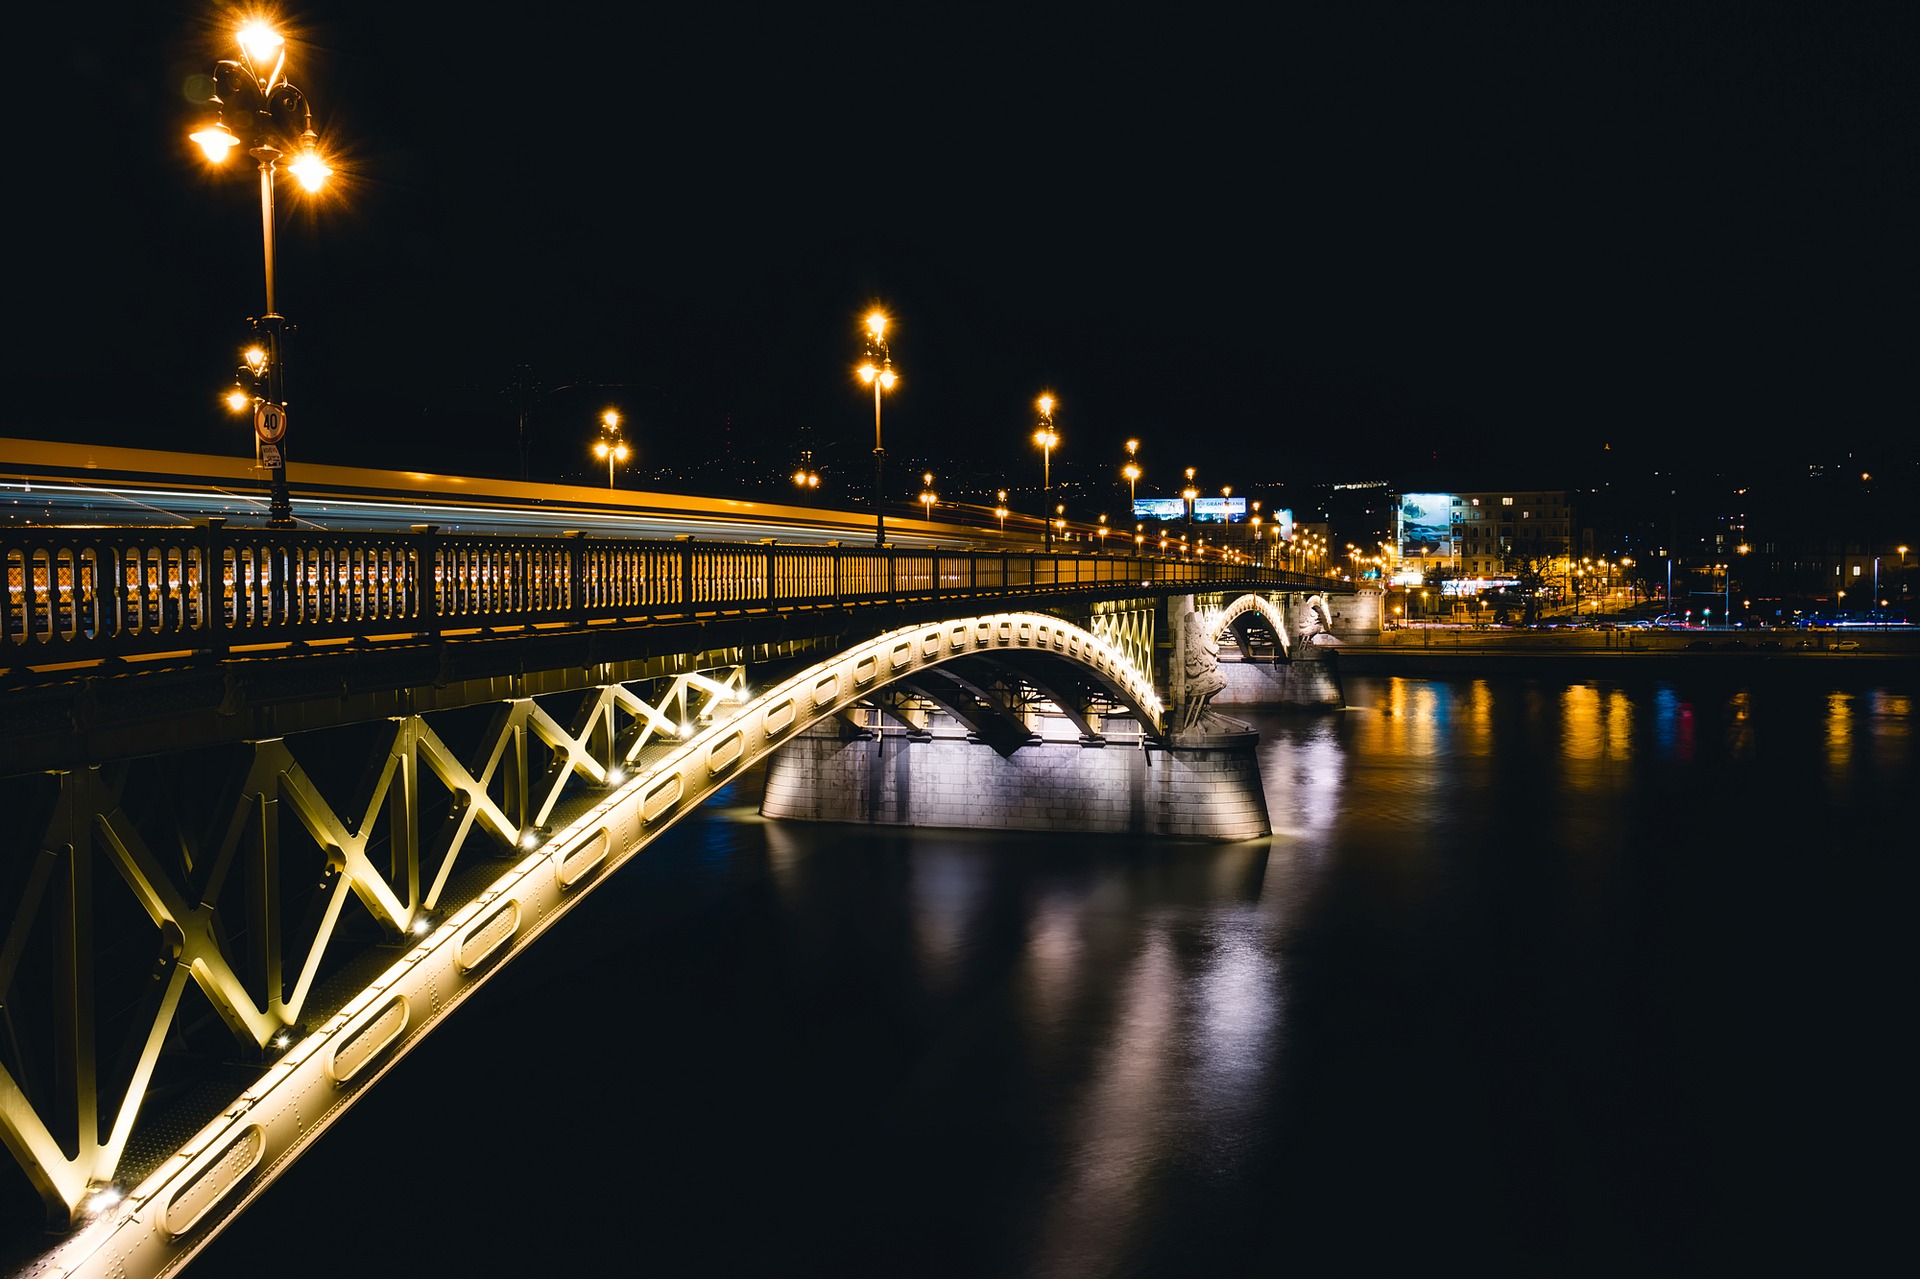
[2,523,1324,666]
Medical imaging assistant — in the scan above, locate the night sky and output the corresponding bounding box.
[12,2,1912,495]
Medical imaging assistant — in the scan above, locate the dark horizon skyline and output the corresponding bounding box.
[10,3,1911,496]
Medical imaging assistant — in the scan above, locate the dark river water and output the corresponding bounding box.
[195,668,1910,1276]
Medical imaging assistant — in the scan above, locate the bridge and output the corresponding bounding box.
[1,464,1350,1278]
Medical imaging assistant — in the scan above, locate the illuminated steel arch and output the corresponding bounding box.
[29,612,1163,1279]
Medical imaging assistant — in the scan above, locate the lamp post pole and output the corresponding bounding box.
[856,312,897,547]
[1033,395,1059,552]
[192,21,333,528]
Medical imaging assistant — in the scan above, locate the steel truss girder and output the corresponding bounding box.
[17,612,1158,1278]
[894,668,1036,756]
[0,668,746,1233]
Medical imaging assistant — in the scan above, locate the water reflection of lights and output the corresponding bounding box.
[1256,718,1345,844]
[1724,690,1754,759]
[1022,894,1088,1044]
[1193,915,1280,1106]
[1561,683,1604,763]
[1607,689,1632,756]
[1653,687,1695,762]
[1463,679,1494,755]
[1557,684,1636,785]
[1381,677,1444,756]
[909,844,992,991]
[1029,931,1178,1275]
[1825,692,1854,771]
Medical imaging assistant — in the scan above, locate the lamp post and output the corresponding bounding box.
[592,409,628,488]
[1123,439,1141,514]
[792,446,820,492]
[996,491,1009,535]
[1181,468,1198,538]
[192,19,334,529]
[1034,395,1058,551]
[1727,543,1749,627]
[920,472,937,522]
[856,311,897,547]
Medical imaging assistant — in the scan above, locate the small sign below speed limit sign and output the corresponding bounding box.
[254,401,288,444]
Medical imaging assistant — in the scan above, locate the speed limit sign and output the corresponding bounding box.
[254,401,288,444]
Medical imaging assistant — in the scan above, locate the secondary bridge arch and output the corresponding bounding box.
[28,611,1165,1278]
[1207,593,1295,659]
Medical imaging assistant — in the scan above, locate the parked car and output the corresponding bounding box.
[1832,639,1860,651]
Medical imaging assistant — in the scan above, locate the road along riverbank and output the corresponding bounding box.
[1330,626,1920,677]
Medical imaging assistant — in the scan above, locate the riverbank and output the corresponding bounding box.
[1330,625,1920,676]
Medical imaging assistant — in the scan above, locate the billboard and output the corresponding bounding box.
[1194,497,1246,523]
[1132,497,1249,523]
[1397,492,1455,557]
[1132,497,1186,521]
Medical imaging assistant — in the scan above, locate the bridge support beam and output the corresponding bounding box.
[760,723,1269,840]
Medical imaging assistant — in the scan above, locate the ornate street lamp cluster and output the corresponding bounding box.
[592,409,629,488]
[1033,395,1058,550]
[856,311,899,546]
[191,19,334,527]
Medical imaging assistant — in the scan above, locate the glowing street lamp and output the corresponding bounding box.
[856,311,898,546]
[1181,467,1198,536]
[920,472,937,521]
[193,19,335,527]
[1034,394,1059,551]
[996,490,1009,534]
[591,409,629,488]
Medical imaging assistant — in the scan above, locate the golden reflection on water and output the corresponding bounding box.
[1380,677,1443,756]
[1866,691,1913,748]
[1462,679,1494,755]
[1725,690,1754,759]
[1561,683,1603,764]
[1826,692,1854,771]
[1558,683,1638,795]
[1607,688,1633,756]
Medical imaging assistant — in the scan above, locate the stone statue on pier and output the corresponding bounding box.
[1173,600,1227,733]
[1297,594,1342,656]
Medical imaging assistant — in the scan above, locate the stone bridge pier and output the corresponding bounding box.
[760,592,1345,840]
